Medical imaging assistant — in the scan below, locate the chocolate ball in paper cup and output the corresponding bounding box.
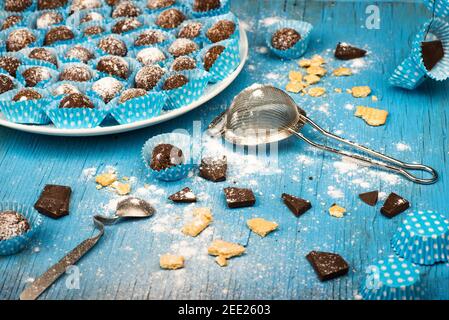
[141,132,199,181]
[391,211,449,265]
[0,87,51,124]
[125,27,175,48]
[184,0,230,18]
[0,0,36,12]
[108,16,146,36]
[79,21,108,39]
[203,12,239,45]
[46,92,110,129]
[131,45,171,67]
[94,34,131,57]
[175,17,206,44]
[68,0,104,14]
[58,62,98,83]
[65,7,111,28]
[266,20,313,60]
[47,80,89,97]
[424,0,449,18]
[109,89,166,124]
[169,54,198,72]
[199,38,239,83]
[150,5,191,30]
[0,12,25,31]
[56,43,97,64]
[91,55,138,83]
[91,76,127,104]
[0,202,43,256]
[42,25,79,47]
[156,69,210,110]
[29,9,68,30]
[0,71,22,95]
[145,0,178,13]
[0,27,43,52]
[360,255,423,300]
[0,52,25,77]
[16,63,58,88]
[20,46,60,69]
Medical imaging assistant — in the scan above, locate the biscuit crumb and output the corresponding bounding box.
[299,59,312,68]
[333,67,352,77]
[311,54,325,66]
[160,254,185,270]
[304,74,321,85]
[215,256,228,267]
[95,173,117,187]
[334,88,342,93]
[351,86,371,98]
[307,66,327,77]
[182,207,213,237]
[355,106,388,126]
[96,185,103,190]
[112,181,131,195]
[329,204,346,218]
[308,87,326,97]
[346,88,352,94]
[289,71,303,82]
[247,218,278,237]
[208,240,245,267]
[286,82,306,94]
[372,95,378,102]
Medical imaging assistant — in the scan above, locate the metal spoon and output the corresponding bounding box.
[20,197,154,300]
[208,84,438,185]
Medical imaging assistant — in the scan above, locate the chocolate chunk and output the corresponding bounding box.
[150,143,184,171]
[169,187,197,203]
[0,211,30,240]
[306,251,349,281]
[281,193,311,217]
[0,74,15,95]
[206,20,236,43]
[271,28,301,51]
[199,156,227,182]
[44,26,74,46]
[0,56,21,77]
[59,93,95,109]
[34,184,72,219]
[193,0,220,12]
[1,15,22,30]
[203,45,225,71]
[380,192,410,218]
[116,197,155,217]
[156,8,185,29]
[224,187,256,208]
[334,42,367,60]
[421,40,444,71]
[162,74,188,90]
[13,88,42,101]
[359,191,378,206]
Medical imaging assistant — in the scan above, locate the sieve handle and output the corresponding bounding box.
[288,117,438,185]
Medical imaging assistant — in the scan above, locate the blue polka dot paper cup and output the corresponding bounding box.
[19,46,60,70]
[109,91,166,124]
[0,87,51,124]
[183,0,230,18]
[360,255,423,300]
[16,63,59,88]
[389,56,427,90]
[141,132,199,182]
[155,69,210,110]
[202,12,239,45]
[265,19,313,60]
[425,0,449,18]
[46,93,110,129]
[392,211,449,265]
[199,38,239,83]
[0,202,43,256]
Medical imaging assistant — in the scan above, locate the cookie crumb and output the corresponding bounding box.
[215,256,228,267]
[289,70,303,82]
[351,86,371,98]
[304,74,320,85]
[308,87,326,97]
[95,173,117,187]
[286,81,306,93]
[112,181,131,195]
[355,106,388,126]
[329,204,346,218]
[247,218,278,237]
[208,240,245,267]
[306,66,327,77]
[333,67,352,76]
[182,207,213,237]
[160,254,185,270]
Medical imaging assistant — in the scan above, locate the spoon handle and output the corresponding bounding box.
[20,218,104,300]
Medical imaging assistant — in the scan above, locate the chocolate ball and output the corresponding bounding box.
[65,46,95,63]
[156,8,185,29]
[193,0,220,12]
[59,65,92,82]
[168,38,198,57]
[36,11,64,29]
[178,21,202,39]
[136,47,166,66]
[134,30,166,47]
[112,0,141,18]
[37,0,68,10]
[28,48,58,67]
[52,83,80,96]
[105,0,119,5]
[150,143,184,171]
[203,45,224,71]
[171,56,196,71]
[92,77,123,103]
[12,88,42,101]
[83,25,105,36]
[118,88,146,103]
[1,15,22,31]
[44,26,75,46]
[0,56,21,77]
[21,66,52,87]
[96,56,129,79]
[6,28,36,52]
[271,28,301,51]
[162,74,188,91]
[112,17,143,34]
[59,93,95,109]
[147,0,175,10]
[206,20,235,43]
[0,211,30,241]
[135,65,165,91]
[80,11,103,24]
[70,0,101,12]
[98,36,128,56]
[4,0,32,12]
[0,74,15,94]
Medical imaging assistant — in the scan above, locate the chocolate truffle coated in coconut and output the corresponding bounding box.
[0,56,21,77]
[150,143,184,171]
[44,26,75,46]
[59,65,92,82]
[4,0,32,12]
[6,28,36,52]
[96,56,129,79]
[28,48,58,66]
[65,46,95,63]
[70,0,101,12]
[203,45,224,71]
[80,11,103,24]
[135,65,165,90]
[36,11,64,29]
[162,74,188,90]
[171,56,196,71]
[271,28,301,50]
[1,15,22,30]
[206,20,235,43]
[84,25,105,36]
[59,93,95,109]
[0,211,30,241]
[134,30,166,46]
[178,21,202,39]
[92,77,123,103]
[52,83,80,96]
[168,38,198,57]
[38,0,68,10]
[118,88,146,103]
[12,88,42,101]
[112,17,143,34]
[112,0,141,18]
[98,36,128,56]
[193,0,220,12]
[147,0,175,10]
[22,66,51,87]
[136,47,166,65]
[0,74,15,94]
[155,8,185,29]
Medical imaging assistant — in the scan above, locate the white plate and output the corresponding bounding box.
[0,25,249,137]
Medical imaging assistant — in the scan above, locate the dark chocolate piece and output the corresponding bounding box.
[98,36,128,56]
[334,42,367,60]
[28,48,58,66]
[96,55,129,79]
[282,193,311,217]
[38,0,67,10]
[0,210,30,240]
[34,184,72,219]
[224,187,255,208]
[380,192,410,218]
[134,30,166,46]
[306,251,349,281]
[4,0,32,12]
[116,197,155,217]
[0,56,21,77]
[421,40,444,71]
[199,156,227,182]
[21,66,51,87]
[171,56,196,71]
[169,187,197,203]
[359,191,378,206]
[178,21,203,39]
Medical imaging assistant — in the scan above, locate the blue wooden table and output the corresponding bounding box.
[1,0,448,300]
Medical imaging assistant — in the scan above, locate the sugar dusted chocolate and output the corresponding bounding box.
[199,156,227,182]
[381,192,410,218]
[98,36,128,56]
[112,0,142,18]
[44,26,74,46]
[150,143,184,171]
[4,0,32,12]
[162,74,188,90]
[178,21,203,39]
[21,66,51,87]
[92,77,123,103]
[282,193,311,217]
[80,11,103,24]
[203,45,224,71]
[13,88,42,101]
[193,0,220,12]
[169,187,197,203]
[334,42,366,60]
[28,48,58,66]
[306,251,349,281]
[1,15,22,30]
[0,211,30,241]
[271,28,301,50]
[52,83,80,96]
[147,0,175,10]
[224,187,256,208]
[36,11,63,29]
[70,0,101,12]
[168,38,199,57]
[171,56,196,71]
[84,25,105,36]
[135,64,165,90]
[155,8,185,29]
[421,40,444,71]
[206,20,235,43]
[0,56,21,77]
[59,65,92,82]
[118,88,147,103]
[105,0,120,6]
[96,55,129,79]
[0,74,15,94]
[59,93,95,109]
[65,46,95,63]
[38,0,68,10]
[34,185,72,219]
[112,17,142,34]
[134,30,166,46]
[136,47,166,66]
[6,28,36,52]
